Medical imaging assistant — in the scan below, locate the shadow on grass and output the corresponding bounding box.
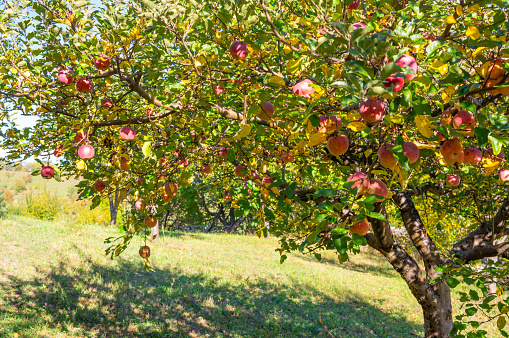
[0,257,422,338]
[294,247,399,279]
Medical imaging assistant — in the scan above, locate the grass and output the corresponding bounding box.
[0,170,78,201]
[0,216,499,337]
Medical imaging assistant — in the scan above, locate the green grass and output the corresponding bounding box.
[0,216,499,337]
[0,170,78,201]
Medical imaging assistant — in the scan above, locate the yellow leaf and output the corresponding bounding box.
[233,124,252,140]
[307,132,327,147]
[76,160,86,170]
[466,26,480,40]
[415,115,433,138]
[389,114,404,124]
[296,139,307,153]
[472,47,487,59]
[267,75,285,87]
[445,16,457,24]
[286,56,304,74]
[415,142,437,150]
[467,4,479,12]
[455,5,463,16]
[347,122,367,132]
[482,158,500,176]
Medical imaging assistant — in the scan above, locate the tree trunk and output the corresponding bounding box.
[422,280,453,338]
[108,193,119,226]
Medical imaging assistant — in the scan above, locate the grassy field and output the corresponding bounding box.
[0,216,499,337]
[0,170,79,201]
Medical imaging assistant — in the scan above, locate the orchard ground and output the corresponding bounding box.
[0,216,500,337]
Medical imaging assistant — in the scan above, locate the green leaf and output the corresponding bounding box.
[351,233,367,246]
[446,277,460,288]
[380,62,402,80]
[498,316,507,330]
[469,289,479,301]
[489,134,503,155]
[465,307,477,316]
[142,141,152,157]
[333,236,347,255]
[474,127,490,147]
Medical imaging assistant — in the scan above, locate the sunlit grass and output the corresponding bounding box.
[0,215,497,337]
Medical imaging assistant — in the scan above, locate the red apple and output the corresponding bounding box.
[219,147,228,159]
[137,177,145,186]
[395,54,418,82]
[500,170,509,182]
[327,135,349,156]
[259,101,274,119]
[453,110,476,136]
[120,157,130,171]
[347,0,360,10]
[350,219,369,236]
[165,182,178,196]
[292,79,315,99]
[403,142,420,164]
[383,76,404,92]
[53,147,63,157]
[161,193,173,202]
[213,84,225,95]
[367,179,388,202]
[101,98,113,108]
[139,246,150,258]
[352,22,366,30]
[78,145,95,159]
[76,78,92,94]
[446,175,460,187]
[463,148,482,165]
[359,98,385,123]
[57,68,74,84]
[224,193,232,202]
[235,165,247,178]
[201,165,212,175]
[120,127,136,141]
[484,147,505,161]
[440,138,463,165]
[348,172,371,195]
[41,166,54,179]
[135,199,145,210]
[378,143,397,169]
[282,152,294,163]
[94,54,110,71]
[93,180,106,192]
[262,176,274,185]
[144,216,157,228]
[229,41,249,60]
[73,131,86,144]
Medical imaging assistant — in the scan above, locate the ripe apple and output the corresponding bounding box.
[135,199,145,210]
[262,176,274,185]
[201,165,212,175]
[120,127,136,141]
[94,54,110,71]
[53,147,63,157]
[282,152,294,163]
[352,22,366,30]
[440,108,454,126]
[57,68,74,84]
[229,41,249,60]
[292,79,315,99]
[383,76,404,92]
[137,177,145,186]
[347,0,360,10]
[259,101,274,120]
[453,110,476,136]
[165,182,178,196]
[350,219,369,236]
[395,54,418,82]
[213,84,225,95]
[319,115,342,131]
[500,170,509,182]
[348,172,371,195]
[440,138,463,165]
[93,180,106,192]
[446,175,460,187]
[41,166,54,179]
[224,193,232,202]
[480,58,504,79]
[139,246,150,258]
[120,157,130,171]
[73,131,86,144]
[144,216,157,228]
[367,179,388,202]
[78,145,95,159]
[484,147,505,161]
[235,165,247,178]
[219,147,228,159]
[403,142,420,164]
[76,78,92,94]
[179,158,189,167]
[327,135,349,156]
[101,98,113,108]
[463,148,482,165]
[161,193,173,202]
[378,143,397,169]
[359,98,385,123]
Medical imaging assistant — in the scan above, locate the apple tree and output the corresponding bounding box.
[2,0,509,336]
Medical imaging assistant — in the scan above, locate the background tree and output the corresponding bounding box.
[1,0,509,337]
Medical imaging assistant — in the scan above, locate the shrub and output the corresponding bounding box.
[0,189,8,218]
[0,188,14,204]
[14,178,26,192]
[23,174,32,183]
